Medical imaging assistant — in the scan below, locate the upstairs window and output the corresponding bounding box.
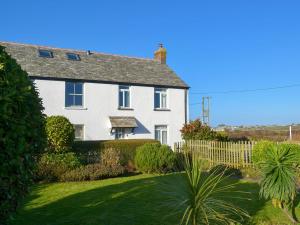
[65,82,83,107]
[155,125,168,145]
[154,88,167,109]
[66,53,80,61]
[38,49,53,58]
[119,85,130,108]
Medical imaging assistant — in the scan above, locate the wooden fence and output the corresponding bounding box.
[174,140,257,168]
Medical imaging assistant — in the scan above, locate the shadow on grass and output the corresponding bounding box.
[11,174,266,225]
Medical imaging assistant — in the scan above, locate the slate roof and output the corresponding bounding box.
[0,41,188,89]
[109,116,138,128]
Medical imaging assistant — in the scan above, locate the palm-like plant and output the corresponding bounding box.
[162,151,249,225]
[258,143,299,224]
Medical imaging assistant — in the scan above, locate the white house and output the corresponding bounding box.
[1,41,189,146]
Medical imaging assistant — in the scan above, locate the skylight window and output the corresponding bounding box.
[66,53,80,61]
[38,49,53,58]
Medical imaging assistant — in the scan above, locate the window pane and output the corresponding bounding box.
[38,49,53,58]
[67,53,80,61]
[161,93,167,108]
[154,92,160,108]
[119,91,123,107]
[74,125,84,140]
[75,83,83,94]
[162,130,168,145]
[65,95,73,107]
[155,129,161,141]
[75,95,83,106]
[66,82,74,95]
[124,91,130,107]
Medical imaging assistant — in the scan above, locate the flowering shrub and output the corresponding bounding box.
[181,119,226,141]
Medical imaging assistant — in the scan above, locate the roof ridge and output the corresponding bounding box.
[0,40,157,62]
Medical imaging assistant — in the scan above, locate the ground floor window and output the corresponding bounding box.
[115,128,125,139]
[155,125,168,145]
[74,124,84,140]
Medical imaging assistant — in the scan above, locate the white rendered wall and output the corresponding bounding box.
[34,79,187,146]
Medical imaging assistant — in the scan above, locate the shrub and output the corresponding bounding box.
[180,119,223,141]
[252,140,275,165]
[135,143,176,173]
[257,143,300,224]
[73,139,159,168]
[100,148,122,168]
[45,116,75,153]
[0,45,46,223]
[36,153,81,182]
[61,163,124,182]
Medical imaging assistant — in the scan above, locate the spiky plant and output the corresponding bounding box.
[161,151,249,225]
[258,143,299,224]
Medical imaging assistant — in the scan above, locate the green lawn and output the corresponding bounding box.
[10,173,300,225]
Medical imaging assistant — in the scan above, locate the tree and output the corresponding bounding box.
[255,142,300,224]
[162,151,249,224]
[45,116,75,153]
[0,45,46,224]
[181,119,227,141]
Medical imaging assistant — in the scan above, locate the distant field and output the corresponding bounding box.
[224,125,300,142]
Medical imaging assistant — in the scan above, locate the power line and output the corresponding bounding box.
[190,83,300,95]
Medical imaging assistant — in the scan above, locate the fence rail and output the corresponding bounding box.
[174,140,257,168]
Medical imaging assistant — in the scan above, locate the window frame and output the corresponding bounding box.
[66,52,81,61]
[115,128,125,139]
[154,88,168,109]
[74,124,84,140]
[65,81,84,108]
[38,49,53,58]
[155,125,168,145]
[118,85,131,109]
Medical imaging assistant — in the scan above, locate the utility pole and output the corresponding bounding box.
[202,96,211,125]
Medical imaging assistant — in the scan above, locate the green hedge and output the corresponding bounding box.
[135,143,176,174]
[0,45,46,224]
[72,139,159,169]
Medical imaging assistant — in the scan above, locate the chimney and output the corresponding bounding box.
[154,43,167,64]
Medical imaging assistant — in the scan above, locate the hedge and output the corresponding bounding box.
[73,139,159,169]
[0,45,46,224]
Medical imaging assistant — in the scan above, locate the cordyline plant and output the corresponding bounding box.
[256,142,300,224]
[161,151,249,225]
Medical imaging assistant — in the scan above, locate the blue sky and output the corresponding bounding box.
[1,0,300,126]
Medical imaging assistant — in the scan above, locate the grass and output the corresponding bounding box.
[10,173,300,225]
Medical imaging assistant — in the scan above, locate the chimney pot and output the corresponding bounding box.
[154,44,167,64]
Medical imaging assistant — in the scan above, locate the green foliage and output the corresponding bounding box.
[60,162,125,182]
[180,119,226,141]
[163,151,249,225]
[252,140,275,165]
[73,139,159,168]
[257,143,300,224]
[45,116,75,153]
[61,148,124,181]
[0,45,46,223]
[36,152,81,182]
[135,143,176,174]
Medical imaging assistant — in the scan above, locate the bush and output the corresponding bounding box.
[100,148,122,168]
[61,148,124,181]
[73,139,159,169]
[61,163,125,182]
[252,140,275,165]
[135,143,176,174]
[180,119,223,141]
[0,45,46,223]
[36,153,81,182]
[45,116,75,153]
